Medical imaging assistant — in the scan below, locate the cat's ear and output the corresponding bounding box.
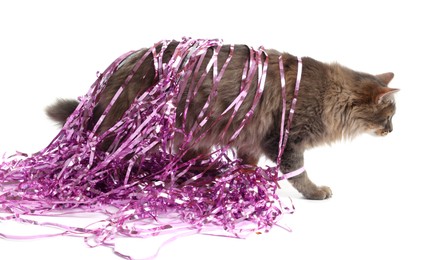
[376,72,394,85]
[375,87,399,104]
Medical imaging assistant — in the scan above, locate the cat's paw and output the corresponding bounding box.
[304,186,333,200]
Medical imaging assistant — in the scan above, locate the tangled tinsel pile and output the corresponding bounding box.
[0,38,302,258]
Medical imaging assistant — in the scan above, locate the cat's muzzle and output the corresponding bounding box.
[376,129,391,136]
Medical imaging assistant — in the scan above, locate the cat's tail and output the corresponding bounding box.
[46,99,79,125]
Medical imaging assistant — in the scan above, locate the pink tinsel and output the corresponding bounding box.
[0,38,301,258]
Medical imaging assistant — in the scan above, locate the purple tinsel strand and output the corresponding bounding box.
[0,38,301,258]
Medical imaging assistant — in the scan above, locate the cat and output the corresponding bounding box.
[46,40,398,200]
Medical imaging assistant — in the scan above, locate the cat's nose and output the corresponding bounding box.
[386,122,393,133]
[386,126,393,134]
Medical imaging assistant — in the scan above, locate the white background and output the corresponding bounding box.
[1,0,432,259]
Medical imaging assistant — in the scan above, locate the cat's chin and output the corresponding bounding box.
[367,129,389,137]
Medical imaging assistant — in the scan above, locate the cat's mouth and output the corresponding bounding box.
[375,129,390,136]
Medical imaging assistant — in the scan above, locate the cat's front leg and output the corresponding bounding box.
[281,150,332,200]
[288,171,332,200]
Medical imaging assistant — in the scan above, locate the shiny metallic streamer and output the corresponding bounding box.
[0,38,303,259]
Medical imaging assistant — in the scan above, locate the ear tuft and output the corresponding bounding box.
[376,87,399,104]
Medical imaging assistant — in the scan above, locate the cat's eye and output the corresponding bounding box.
[380,116,391,125]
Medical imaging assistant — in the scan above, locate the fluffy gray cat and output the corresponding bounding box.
[47,41,398,200]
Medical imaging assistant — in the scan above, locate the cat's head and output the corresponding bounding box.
[352,72,399,137]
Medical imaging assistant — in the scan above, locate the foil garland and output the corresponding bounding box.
[0,38,303,259]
